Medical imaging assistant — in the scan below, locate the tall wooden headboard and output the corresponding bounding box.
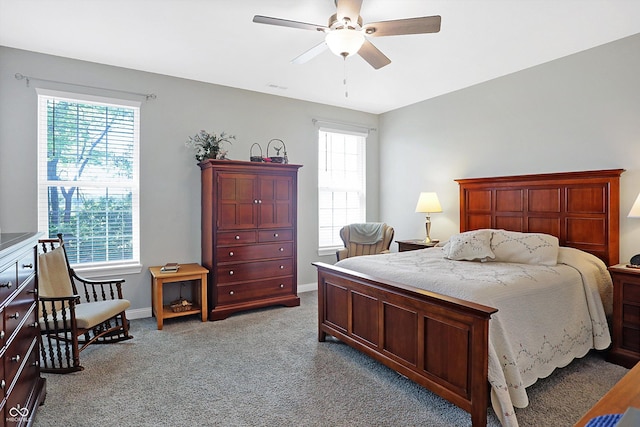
[456,169,624,266]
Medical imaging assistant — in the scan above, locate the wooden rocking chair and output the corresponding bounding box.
[37,234,133,373]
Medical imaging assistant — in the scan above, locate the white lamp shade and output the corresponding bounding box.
[415,192,443,213]
[325,29,365,57]
[629,193,640,217]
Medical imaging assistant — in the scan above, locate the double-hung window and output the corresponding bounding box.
[37,89,141,274]
[318,127,366,255]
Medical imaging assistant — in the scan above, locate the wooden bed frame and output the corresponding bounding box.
[313,169,623,427]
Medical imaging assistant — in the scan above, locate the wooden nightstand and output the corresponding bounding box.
[396,239,438,252]
[607,264,640,368]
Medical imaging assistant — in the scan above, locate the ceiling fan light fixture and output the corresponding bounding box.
[325,28,365,57]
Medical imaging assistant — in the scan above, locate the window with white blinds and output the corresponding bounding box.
[318,128,366,254]
[36,89,140,271]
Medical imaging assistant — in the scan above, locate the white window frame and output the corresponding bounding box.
[36,89,142,277]
[317,125,367,256]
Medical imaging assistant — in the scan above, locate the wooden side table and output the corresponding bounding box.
[608,264,640,368]
[396,239,438,252]
[149,263,208,330]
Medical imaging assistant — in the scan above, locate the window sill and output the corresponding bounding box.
[72,262,143,279]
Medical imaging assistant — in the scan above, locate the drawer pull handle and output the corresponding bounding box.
[0,331,4,340]
[9,312,20,320]
[31,322,39,328]
[229,251,234,257]
[258,200,262,204]
[22,263,33,269]
[279,284,284,288]
[274,233,279,237]
[32,360,40,367]
[280,265,284,269]
[279,247,284,252]
[0,281,12,289]
[229,291,234,295]
[229,271,234,275]
[0,380,5,390]
[11,354,20,363]
[235,235,240,240]
[27,289,37,295]
[254,199,258,204]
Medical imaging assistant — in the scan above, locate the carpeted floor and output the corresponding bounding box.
[33,291,628,427]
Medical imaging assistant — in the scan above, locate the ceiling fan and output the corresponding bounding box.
[253,0,441,69]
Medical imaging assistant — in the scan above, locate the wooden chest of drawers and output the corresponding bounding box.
[0,232,46,426]
[201,160,302,320]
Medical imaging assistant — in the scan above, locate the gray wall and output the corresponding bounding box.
[3,32,640,314]
[379,33,640,263]
[0,46,379,313]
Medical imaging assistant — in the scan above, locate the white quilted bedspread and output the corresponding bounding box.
[335,246,612,427]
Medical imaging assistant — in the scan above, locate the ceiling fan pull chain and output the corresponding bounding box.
[343,57,349,98]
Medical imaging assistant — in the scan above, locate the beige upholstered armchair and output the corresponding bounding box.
[336,223,394,261]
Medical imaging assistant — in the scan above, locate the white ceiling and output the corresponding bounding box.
[2,0,640,114]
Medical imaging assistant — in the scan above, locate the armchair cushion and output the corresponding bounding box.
[39,299,131,331]
[38,246,74,298]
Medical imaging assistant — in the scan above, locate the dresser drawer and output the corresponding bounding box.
[0,262,17,304]
[216,258,294,284]
[4,309,38,390]
[216,277,294,305]
[217,231,256,246]
[258,229,293,242]
[5,278,37,343]
[5,337,39,419]
[17,250,36,288]
[216,242,293,263]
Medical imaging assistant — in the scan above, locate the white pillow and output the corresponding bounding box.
[443,229,495,262]
[489,229,559,265]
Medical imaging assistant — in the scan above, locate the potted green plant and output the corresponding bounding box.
[185,130,235,162]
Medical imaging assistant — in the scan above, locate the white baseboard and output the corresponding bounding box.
[298,282,317,293]
[127,282,318,320]
[126,307,152,320]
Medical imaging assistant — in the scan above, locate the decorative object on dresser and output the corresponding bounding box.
[38,234,132,373]
[607,264,640,368]
[0,232,46,424]
[266,139,288,164]
[200,159,302,321]
[415,192,442,243]
[336,223,394,261]
[396,239,438,252]
[185,130,235,162]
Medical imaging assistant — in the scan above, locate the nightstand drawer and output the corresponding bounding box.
[622,326,640,352]
[625,282,640,303]
[624,304,640,325]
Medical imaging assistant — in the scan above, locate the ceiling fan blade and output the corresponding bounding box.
[291,41,329,64]
[336,0,363,22]
[363,15,441,37]
[253,15,328,32]
[358,39,391,69]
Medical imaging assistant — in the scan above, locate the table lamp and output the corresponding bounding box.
[628,193,640,267]
[415,192,442,243]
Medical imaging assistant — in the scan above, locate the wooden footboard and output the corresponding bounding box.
[314,262,498,427]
